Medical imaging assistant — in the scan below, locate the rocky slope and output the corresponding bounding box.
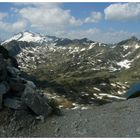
[0,44,56,120]
[34,97,140,138]
[0,97,140,137]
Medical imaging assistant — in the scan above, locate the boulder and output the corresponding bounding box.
[22,86,52,118]
[0,45,18,68]
[4,98,27,110]
[0,45,53,118]
[0,82,9,109]
[0,45,9,59]
[0,54,7,82]
[0,95,2,109]
[25,80,36,89]
[9,78,25,96]
[7,66,20,78]
[0,82,9,95]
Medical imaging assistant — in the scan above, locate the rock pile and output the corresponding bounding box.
[0,45,52,118]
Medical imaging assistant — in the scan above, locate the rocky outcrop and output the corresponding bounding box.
[0,45,52,118]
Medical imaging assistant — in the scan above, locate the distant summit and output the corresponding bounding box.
[117,36,139,46]
[2,31,55,45]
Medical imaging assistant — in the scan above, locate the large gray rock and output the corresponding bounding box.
[0,55,7,82]
[22,86,52,118]
[4,98,27,110]
[0,95,3,109]
[9,78,25,96]
[0,82,9,95]
[7,66,20,78]
[25,80,36,89]
[0,45,52,118]
[0,82,9,109]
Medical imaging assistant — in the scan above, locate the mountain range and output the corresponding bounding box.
[2,31,140,106]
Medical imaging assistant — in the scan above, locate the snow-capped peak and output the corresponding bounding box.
[2,32,23,44]
[18,31,44,43]
[2,31,54,44]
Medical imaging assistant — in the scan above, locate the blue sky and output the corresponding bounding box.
[0,2,140,43]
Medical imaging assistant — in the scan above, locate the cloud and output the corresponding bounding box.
[0,20,27,40]
[0,12,7,20]
[0,3,139,43]
[54,28,100,39]
[53,28,140,43]
[0,20,26,32]
[85,11,102,23]
[104,3,140,21]
[19,3,82,33]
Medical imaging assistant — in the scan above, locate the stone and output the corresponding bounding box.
[13,110,30,121]
[23,86,35,95]
[55,127,60,134]
[0,95,3,109]
[0,82,9,109]
[0,55,7,82]
[22,86,52,118]
[36,115,45,122]
[4,98,27,110]
[0,45,53,118]
[136,127,140,135]
[25,80,36,89]
[0,45,10,59]
[0,83,8,95]
[9,79,25,96]
[9,56,19,69]
[7,66,20,77]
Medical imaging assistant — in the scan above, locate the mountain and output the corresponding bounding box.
[2,31,140,106]
[2,31,57,44]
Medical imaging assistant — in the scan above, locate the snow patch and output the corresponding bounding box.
[80,48,86,52]
[99,93,126,100]
[123,45,129,50]
[117,59,133,69]
[93,87,100,91]
[88,43,96,49]
[135,44,140,49]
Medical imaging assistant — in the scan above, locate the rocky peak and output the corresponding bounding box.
[2,31,54,45]
[117,36,139,46]
[130,36,138,41]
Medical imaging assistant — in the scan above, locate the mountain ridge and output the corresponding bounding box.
[2,30,140,45]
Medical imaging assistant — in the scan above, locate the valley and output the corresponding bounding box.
[2,31,140,109]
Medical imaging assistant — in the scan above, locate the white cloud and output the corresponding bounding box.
[0,12,7,20]
[85,11,102,23]
[104,3,140,21]
[19,3,82,32]
[54,28,100,39]
[0,20,27,40]
[11,20,27,31]
[0,20,26,32]
[0,3,139,43]
[53,28,140,43]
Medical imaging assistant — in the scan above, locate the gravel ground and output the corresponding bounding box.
[31,97,140,137]
[0,97,140,137]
